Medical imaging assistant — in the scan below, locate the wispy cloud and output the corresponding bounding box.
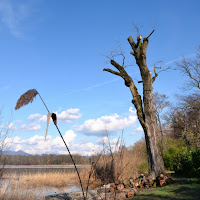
[131,125,143,135]
[6,122,41,131]
[64,54,196,97]
[0,0,35,38]
[64,77,120,95]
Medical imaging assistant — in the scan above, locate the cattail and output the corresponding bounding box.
[15,89,38,110]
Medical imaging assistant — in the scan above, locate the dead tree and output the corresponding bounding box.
[103,30,165,178]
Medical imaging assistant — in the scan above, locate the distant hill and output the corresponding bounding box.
[2,150,30,156]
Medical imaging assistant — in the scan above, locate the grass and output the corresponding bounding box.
[133,178,200,200]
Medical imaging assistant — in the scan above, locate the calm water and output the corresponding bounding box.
[3,165,84,175]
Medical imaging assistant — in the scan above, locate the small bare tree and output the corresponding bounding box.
[153,92,169,150]
[0,110,11,179]
[176,46,200,91]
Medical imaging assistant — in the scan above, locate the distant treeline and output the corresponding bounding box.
[1,154,90,165]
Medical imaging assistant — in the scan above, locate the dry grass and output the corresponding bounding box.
[0,171,81,200]
[16,171,78,188]
[92,138,148,184]
[0,176,44,200]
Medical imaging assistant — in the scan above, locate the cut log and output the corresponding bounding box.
[126,191,134,199]
[117,183,124,191]
[160,174,164,179]
[126,189,137,199]
[109,187,115,193]
[165,177,173,184]
[159,179,167,187]
[148,179,154,184]
[134,182,139,187]
[139,183,143,188]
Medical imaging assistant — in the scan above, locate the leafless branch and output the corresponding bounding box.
[146,29,155,39]
[130,21,143,37]
[176,53,200,90]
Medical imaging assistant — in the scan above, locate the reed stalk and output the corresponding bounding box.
[15,89,86,199]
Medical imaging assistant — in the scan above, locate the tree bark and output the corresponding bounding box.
[103,30,165,178]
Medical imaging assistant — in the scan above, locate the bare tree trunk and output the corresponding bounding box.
[129,74,164,178]
[103,30,165,178]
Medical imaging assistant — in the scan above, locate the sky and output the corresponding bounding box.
[0,0,200,156]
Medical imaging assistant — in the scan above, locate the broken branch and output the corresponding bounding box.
[103,68,121,76]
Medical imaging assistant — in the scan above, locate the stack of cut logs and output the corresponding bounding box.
[97,174,173,199]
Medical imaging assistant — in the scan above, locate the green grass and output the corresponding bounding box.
[133,178,200,200]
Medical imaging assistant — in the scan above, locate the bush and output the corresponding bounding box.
[163,138,200,177]
[172,150,192,177]
[191,149,200,177]
[163,138,187,170]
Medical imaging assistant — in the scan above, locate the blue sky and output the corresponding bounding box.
[1,0,200,155]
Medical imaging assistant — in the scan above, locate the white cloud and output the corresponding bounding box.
[15,144,22,151]
[57,108,81,123]
[28,113,41,121]
[1,123,41,131]
[76,107,137,136]
[4,129,77,154]
[38,115,47,122]
[26,135,45,145]
[7,122,16,130]
[51,130,77,148]
[29,108,81,123]
[4,136,26,148]
[4,131,104,156]
[131,125,143,135]
[61,142,101,156]
[97,137,119,145]
[3,122,40,131]
[18,123,41,131]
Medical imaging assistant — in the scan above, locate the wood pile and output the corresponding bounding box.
[97,174,173,199]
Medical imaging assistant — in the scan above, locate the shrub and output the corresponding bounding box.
[191,149,200,177]
[163,138,187,170]
[163,138,200,177]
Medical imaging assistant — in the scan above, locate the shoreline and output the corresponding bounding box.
[1,164,90,167]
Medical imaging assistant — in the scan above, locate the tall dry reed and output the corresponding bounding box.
[15,89,86,199]
[0,171,80,200]
[92,138,148,184]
